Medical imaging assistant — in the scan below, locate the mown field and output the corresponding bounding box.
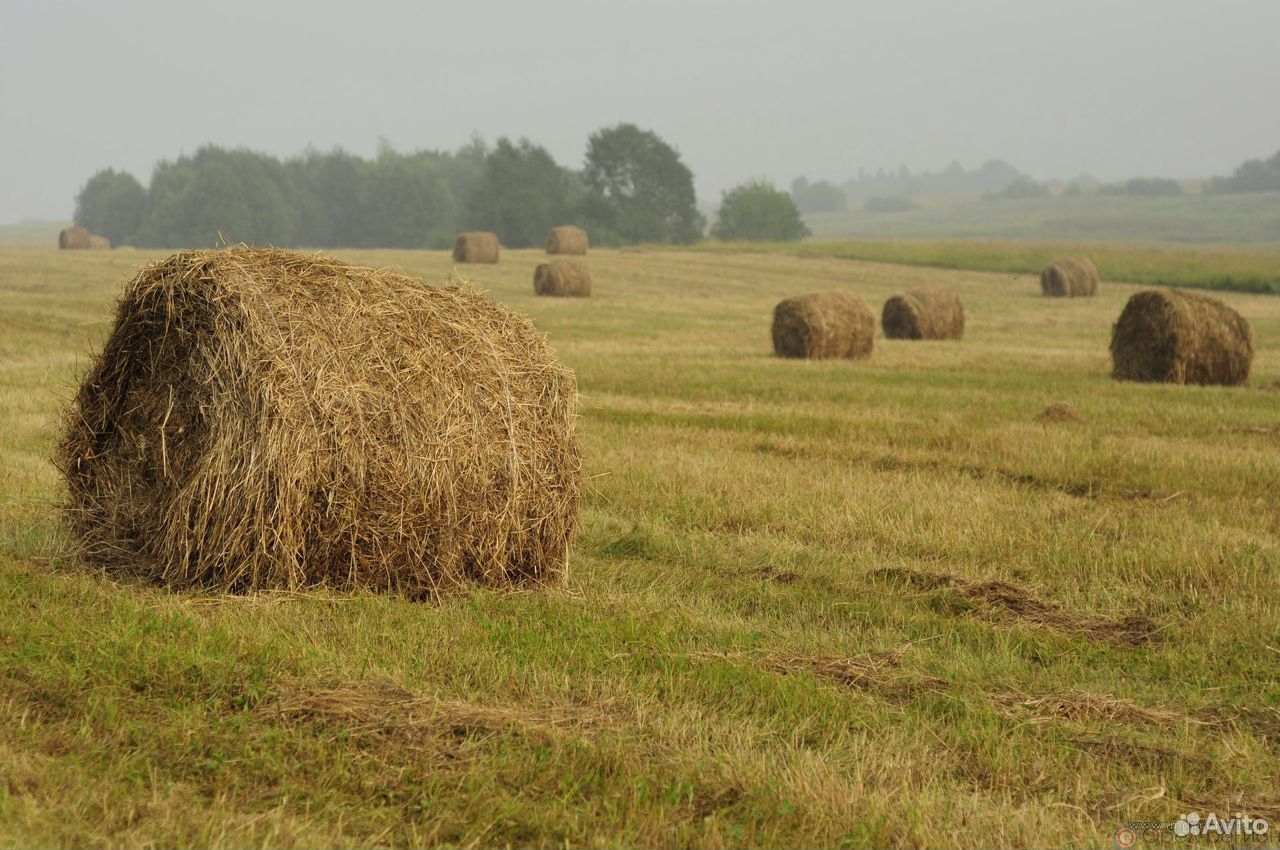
[2,247,1279,848]
[695,239,1280,295]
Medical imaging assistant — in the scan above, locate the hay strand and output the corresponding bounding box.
[1110,288,1253,386]
[58,247,581,595]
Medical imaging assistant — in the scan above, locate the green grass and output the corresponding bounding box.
[801,191,1280,244]
[2,248,1279,848]
[693,238,1280,294]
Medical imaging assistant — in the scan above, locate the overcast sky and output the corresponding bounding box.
[2,0,1278,222]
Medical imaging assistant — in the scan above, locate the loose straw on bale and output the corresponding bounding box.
[534,260,592,297]
[58,247,581,595]
[772,290,875,359]
[1040,257,1099,297]
[881,286,965,340]
[1110,288,1253,386]
[59,227,91,250]
[545,226,588,255]
[452,231,500,264]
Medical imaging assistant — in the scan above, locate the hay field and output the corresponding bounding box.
[2,247,1279,848]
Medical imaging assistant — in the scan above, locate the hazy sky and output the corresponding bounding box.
[2,0,1278,222]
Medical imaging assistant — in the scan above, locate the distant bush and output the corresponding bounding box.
[863,195,920,213]
[1207,149,1280,193]
[1099,177,1183,197]
[790,178,847,213]
[712,180,809,241]
[984,176,1051,200]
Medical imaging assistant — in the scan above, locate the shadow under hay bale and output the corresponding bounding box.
[881,286,965,340]
[58,227,90,250]
[1110,288,1253,386]
[772,290,874,360]
[452,231,500,264]
[534,260,592,297]
[88,234,111,250]
[1040,257,1098,297]
[58,247,581,595]
[545,226,588,255]
[1036,402,1082,423]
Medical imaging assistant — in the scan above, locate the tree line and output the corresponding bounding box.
[74,124,724,249]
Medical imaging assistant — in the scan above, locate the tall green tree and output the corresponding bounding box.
[712,180,809,241]
[582,124,704,244]
[134,146,298,247]
[74,169,147,245]
[464,138,575,248]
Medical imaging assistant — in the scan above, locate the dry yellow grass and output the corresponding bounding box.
[1,246,1278,848]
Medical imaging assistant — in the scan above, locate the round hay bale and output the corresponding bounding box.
[545,225,588,255]
[1036,402,1082,423]
[772,290,875,360]
[59,226,91,250]
[88,234,111,250]
[1109,288,1253,386]
[881,286,965,340]
[534,260,592,297]
[452,231,500,264]
[1040,257,1098,297]
[57,247,581,595]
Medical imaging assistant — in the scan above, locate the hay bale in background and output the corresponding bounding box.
[58,227,91,250]
[881,286,965,340]
[772,290,875,360]
[545,226,588,255]
[1040,257,1099,297]
[534,260,592,297]
[58,247,581,595]
[452,231,500,264]
[88,234,111,250]
[1110,288,1253,386]
[1036,402,1083,423]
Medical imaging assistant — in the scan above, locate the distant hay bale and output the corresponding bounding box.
[534,260,592,297]
[58,227,91,250]
[881,286,965,340]
[88,234,111,250]
[452,231,500,264]
[1036,402,1082,423]
[57,247,581,595]
[772,290,875,360]
[1040,257,1099,297]
[545,226,588,255]
[1110,288,1253,386]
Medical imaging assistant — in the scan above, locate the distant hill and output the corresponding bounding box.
[0,219,70,249]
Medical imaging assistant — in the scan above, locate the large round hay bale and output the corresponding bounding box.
[772,290,875,360]
[58,227,91,250]
[881,286,965,340]
[534,260,592,297]
[452,231,500,263]
[88,234,111,250]
[1040,257,1098,297]
[57,247,581,595]
[1110,288,1253,386]
[545,225,588,255]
